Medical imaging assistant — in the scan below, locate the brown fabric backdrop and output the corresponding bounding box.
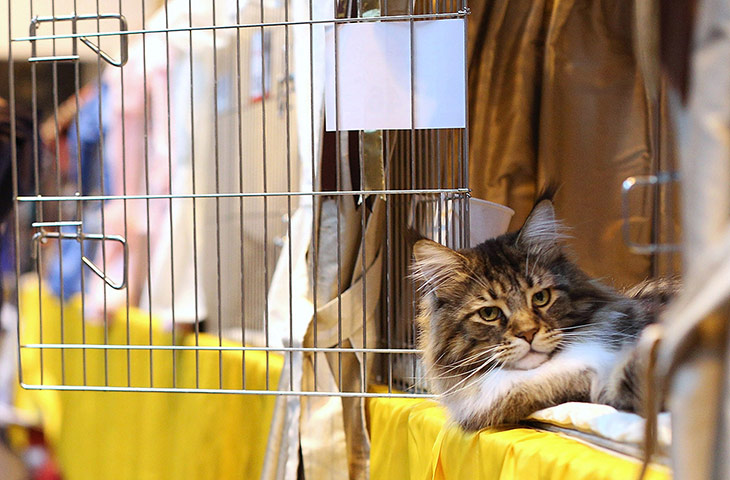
[467,0,678,287]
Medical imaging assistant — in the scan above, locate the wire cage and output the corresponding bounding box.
[7,0,469,399]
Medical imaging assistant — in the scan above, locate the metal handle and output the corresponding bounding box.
[29,13,128,67]
[32,228,129,290]
[621,172,681,254]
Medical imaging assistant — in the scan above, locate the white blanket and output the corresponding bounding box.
[529,402,671,451]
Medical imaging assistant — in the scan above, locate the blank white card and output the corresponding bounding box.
[325,19,466,131]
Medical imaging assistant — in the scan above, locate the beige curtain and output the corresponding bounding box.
[467,0,679,287]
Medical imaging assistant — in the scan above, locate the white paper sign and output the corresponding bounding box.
[325,19,466,131]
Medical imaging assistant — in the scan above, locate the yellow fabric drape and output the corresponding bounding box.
[14,277,282,480]
[368,388,670,480]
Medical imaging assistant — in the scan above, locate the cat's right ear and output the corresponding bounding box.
[516,199,566,258]
[412,239,468,297]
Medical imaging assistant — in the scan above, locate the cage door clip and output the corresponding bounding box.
[32,221,128,290]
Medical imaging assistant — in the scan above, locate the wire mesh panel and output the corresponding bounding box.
[8,0,468,398]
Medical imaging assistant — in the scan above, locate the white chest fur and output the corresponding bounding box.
[442,341,619,426]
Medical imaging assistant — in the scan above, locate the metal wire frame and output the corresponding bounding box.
[17,188,468,202]
[13,11,468,44]
[8,0,469,398]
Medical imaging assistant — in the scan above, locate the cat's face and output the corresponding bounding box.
[449,269,564,370]
[412,199,601,379]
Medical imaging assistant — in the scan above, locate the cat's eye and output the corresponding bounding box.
[532,289,551,307]
[478,306,502,322]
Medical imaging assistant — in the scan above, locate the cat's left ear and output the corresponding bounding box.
[516,199,564,257]
[412,239,469,297]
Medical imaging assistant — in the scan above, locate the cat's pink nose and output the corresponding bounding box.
[516,327,538,344]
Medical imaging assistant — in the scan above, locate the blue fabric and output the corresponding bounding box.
[47,84,112,300]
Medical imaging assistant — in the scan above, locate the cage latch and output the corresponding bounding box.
[28,13,128,67]
[621,172,681,254]
[31,221,129,290]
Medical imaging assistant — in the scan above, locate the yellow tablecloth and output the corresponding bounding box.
[368,388,671,480]
[14,278,282,480]
[13,278,673,480]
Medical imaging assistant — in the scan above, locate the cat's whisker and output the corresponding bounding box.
[557,324,593,331]
[435,347,504,380]
[557,328,604,336]
[439,359,496,398]
[443,359,505,399]
[558,332,601,337]
[559,331,636,341]
[437,369,480,396]
[435,346,503,376]
[434,366,495,381]
[431,344,502,369]
[437,355,503,378]
[431,349,451,367]
[439,349,500,372]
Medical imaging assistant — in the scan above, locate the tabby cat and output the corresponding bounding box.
[412,192,677,430]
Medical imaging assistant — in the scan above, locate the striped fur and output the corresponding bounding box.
[412,195,678,430]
